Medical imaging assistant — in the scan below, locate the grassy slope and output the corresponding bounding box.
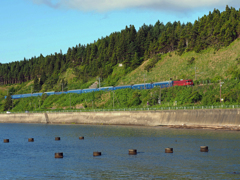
[0,81,34,110]
[117,39,240,85]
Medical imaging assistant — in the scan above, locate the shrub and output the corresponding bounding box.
[144,55,161,72]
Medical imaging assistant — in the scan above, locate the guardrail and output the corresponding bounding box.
[1,104,239,114]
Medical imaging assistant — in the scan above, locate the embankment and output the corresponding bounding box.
[0,109,239,129]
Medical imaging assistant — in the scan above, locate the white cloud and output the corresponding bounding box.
[30,0,240,12]
[30,0,61,8]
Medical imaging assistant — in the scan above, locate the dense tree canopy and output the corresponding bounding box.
[4,94,12,111]
[1,6,239,91]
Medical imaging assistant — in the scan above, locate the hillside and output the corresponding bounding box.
[115,39,240,86]
[1,39,240,112]
[1,38,240,96]
[1,6,240,111]
[1,6,240,92]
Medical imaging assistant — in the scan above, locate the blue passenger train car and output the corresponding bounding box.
[113,85,132,90]
[55,92,63,95]
[82,88,98,93]
[11,94,22,99]
[152,81,173,88]
[45,91,55,96]
[99,86,113,91]
[55,91,68,95]
[21,94,32,98]
[132,83,152,90]
[67,89,82,94]
[32,93,43,97]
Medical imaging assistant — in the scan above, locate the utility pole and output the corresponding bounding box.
[159,87,161,104]
[12,99,13,109]
[70,94,71,109]
[99,77,101,89]
[113,91,114,108]
[144,74,146,89]
[220,80,222,103]
[195,66,197,80]
[39,99,40,108]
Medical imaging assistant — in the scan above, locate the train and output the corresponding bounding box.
[5,79,193,100]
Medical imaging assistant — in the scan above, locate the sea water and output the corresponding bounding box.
[0,123,239,179]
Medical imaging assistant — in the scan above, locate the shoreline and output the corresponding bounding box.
[1,122,239,131]
[166,124,240,131]
[0,109,239,131]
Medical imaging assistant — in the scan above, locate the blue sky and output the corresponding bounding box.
[0,0,240,63]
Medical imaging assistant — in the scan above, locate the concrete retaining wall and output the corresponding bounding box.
[0,113,48,124]
[0,109,239,127]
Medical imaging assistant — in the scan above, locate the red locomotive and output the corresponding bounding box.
[173,79,194,86]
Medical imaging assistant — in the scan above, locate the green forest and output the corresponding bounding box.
[1,6,240,111]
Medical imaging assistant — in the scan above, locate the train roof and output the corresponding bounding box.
[174,79,193,82]
[115,85,132,87]
[68,89,82,91]
[82,88,96,90]
[99,86,113,89]
[153,81,172,84]
[132,83,152,86]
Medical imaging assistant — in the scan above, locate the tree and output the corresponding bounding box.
[144,55,161,72]
[190,91,202,103]
[33,76,39,92]
[158,31,169,53]
[128,91,141,107]
[40,71,47,86]
[131,52,141,70]
[136,26,147,56]
[4,94,12,111]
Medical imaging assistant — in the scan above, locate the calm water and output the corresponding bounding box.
[0,123,240,179]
